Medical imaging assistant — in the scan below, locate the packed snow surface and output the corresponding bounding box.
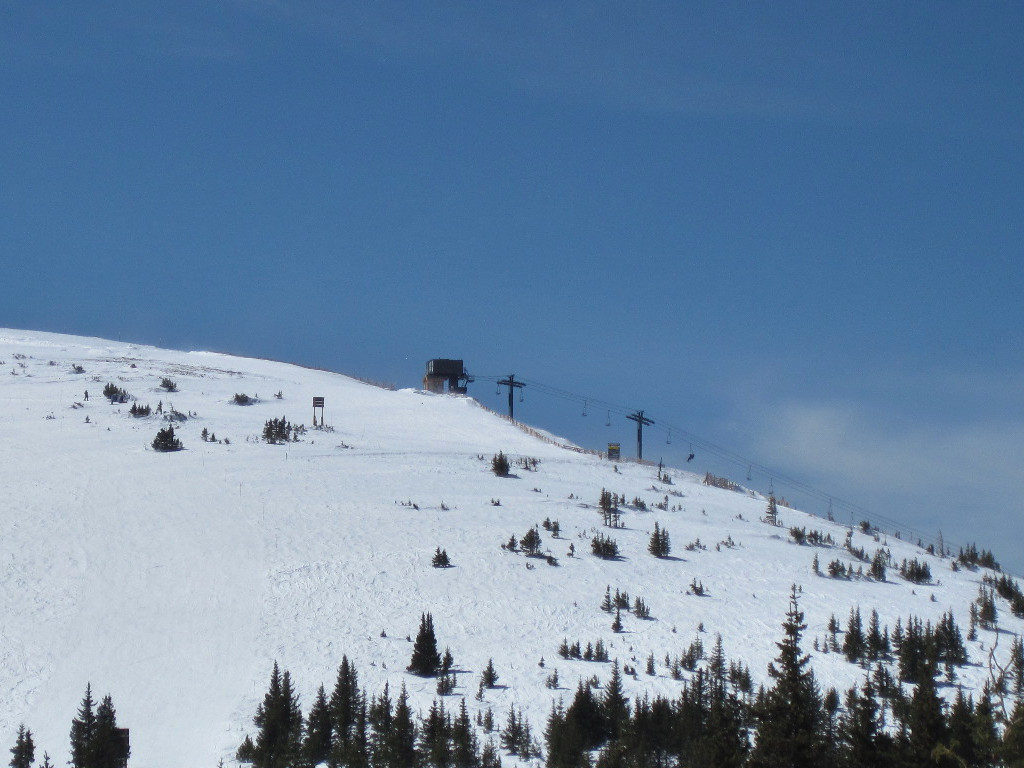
[0,329,1018,766]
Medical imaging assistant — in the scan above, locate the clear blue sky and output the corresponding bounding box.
[3,3,1023,569]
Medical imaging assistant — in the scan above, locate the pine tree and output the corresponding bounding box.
[94,694,125,768]
[1012,636,1024,695]
[611,608,623,633]
[749,586,824,768]
[866,610,887,661]
[903,672,947,767]
[432,548,451,568]
[491,452,510,476]
[520,527,543,556]
[451,699,479,768]
[972,689,999,768]
[821,687,841,768]
[69,684,96,768]
[565,681,605,754]
[765,496,779,526]
[418,700,451,768]
[388,686,417,767]
[1003,698,1024,768]
[602,662,630,741]
[843,607,866,663]
[838,679,891,768]
[977,586,998,629]
[648,523,664,557]
[368,684,393,768]
[480,659,499,689]
[479,739,501,768]
[252,662,303,768]
[408,613,442,676]
[9,724,34,768]
[303,684,332,766]
[330,656,363,764]
[646,522,671,558]
[946,688,979,768]
[152,424,183,452]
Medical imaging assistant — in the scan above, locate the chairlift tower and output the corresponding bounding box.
[498,374,525,420]
[626,410,654,460]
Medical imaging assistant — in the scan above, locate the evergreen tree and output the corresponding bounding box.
[408,613,442,676]
[699,684,749,768]
[1003,698,1024,768]
[748,586,824,768]
[565,682,606,754]
[93,694,125,768]
[451,699,480,768]
[418,700,451,768]
[543,701,581,768]
[520,527,543,556]
[252,662,303,768]
[69,684,96,768]
[866,610,887,661]
[838,679,891,768]
[946,688,978,768]
[480,659,499,689]
[368,684,393,768]
[9,724,34,768]
[648,523,671,558]
[973,688,999,768]
[491,452,510,477]
[68,686,127,768]
[903,672,947,767]
[348,697,370,768]
[821,688,841,768]
[611,608,623,633]
[432,548,451,568]
[977,586,998,629]
[152,424,183,452]
[479,739,501,768]
[1013,636,1024,695]
[765,496,779,526]
[601,662,630,741]
[388,686,417,768]
[303,685,332,766]
[330,656,363,764]
[842,607,866,663]
[500,707,523,755]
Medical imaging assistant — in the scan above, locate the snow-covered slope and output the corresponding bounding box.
[0,329,1017,766]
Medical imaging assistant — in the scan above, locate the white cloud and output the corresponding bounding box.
[740,386,1024,572]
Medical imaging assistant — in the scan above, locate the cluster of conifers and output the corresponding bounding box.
[229,590,1024,768]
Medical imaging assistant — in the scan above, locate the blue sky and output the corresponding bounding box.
[3,2,1023,569]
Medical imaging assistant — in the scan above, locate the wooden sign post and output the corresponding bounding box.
[313,396,325,427]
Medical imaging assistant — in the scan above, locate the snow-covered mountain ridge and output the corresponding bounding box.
[0,329,1018,767]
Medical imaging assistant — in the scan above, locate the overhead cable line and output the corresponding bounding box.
[474,372,951,552]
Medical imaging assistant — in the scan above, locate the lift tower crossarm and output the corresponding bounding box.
[497,374,526,421]
[626,410,655,460]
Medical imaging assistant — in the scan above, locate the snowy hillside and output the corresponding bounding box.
[0,329,1019,767]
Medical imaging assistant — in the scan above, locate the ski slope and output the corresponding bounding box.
[0,329,1018,767]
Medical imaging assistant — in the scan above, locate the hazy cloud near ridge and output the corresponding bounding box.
[740,379,1024,571]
